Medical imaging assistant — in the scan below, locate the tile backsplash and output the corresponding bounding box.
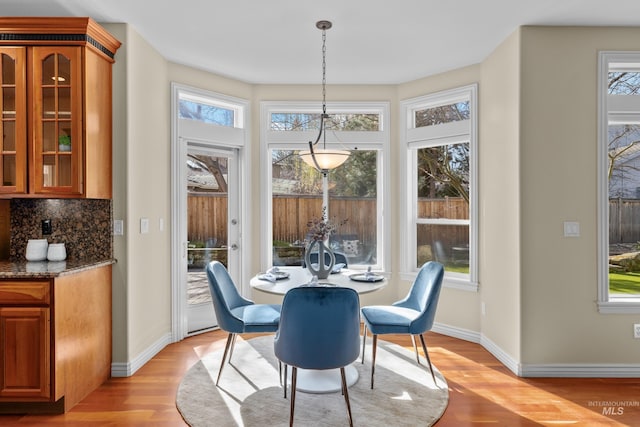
[10,199,112,261]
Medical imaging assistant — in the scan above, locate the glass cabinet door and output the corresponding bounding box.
[0,47,27,194]
[31,46,82,195]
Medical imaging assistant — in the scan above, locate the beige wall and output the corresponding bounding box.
[105,22,640,371]
[519,26,640,365]
[168,63,253,99]
[105,23,172,363]
[126,27,172,361]
[103,23,128,363]
[479,30,522,361]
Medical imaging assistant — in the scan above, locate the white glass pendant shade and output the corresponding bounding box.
[300,148,350,171]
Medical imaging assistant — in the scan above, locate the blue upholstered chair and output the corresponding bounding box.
[360,261,444,388]
[206,261,281,385]
[274,286,360,427]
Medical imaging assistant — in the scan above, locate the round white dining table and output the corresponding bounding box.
[250,266,387,394]
[250,266,386,296]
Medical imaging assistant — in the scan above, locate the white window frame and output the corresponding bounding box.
[597,52,640,313]
[178,89,245,128]
[170,83,251,341]
[400,84,478,291]
[260,101,390,272]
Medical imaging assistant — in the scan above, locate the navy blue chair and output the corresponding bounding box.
[274,286,360,427]
[206,261,281,385]
[360,261,444,388]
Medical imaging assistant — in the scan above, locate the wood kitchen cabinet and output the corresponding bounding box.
[0,280,52,408]
[0,307,50,398]
[0,264,112,414]
[0,18,120,198]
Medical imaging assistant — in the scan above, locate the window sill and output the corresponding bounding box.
[598,298,640,314]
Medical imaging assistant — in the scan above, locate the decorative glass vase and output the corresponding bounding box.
[304,239,335,279]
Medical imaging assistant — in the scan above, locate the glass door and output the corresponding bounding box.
[31,47,82,195]
[0,47,26,194]
[185,144,239,333]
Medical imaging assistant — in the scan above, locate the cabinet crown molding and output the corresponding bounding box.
[0,17,121,61]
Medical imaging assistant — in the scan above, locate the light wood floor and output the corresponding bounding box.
[3,330,639,426]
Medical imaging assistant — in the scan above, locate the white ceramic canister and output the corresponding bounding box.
[47,243,67,262]
[26,239,49,261]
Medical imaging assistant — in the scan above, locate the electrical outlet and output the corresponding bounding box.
[42,219,52,235]
[634,324,640,339]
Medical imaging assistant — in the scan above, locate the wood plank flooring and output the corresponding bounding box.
[3,330,639,426]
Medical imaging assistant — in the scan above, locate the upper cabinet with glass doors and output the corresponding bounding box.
[0,47,26,194]
[0,18,121,198]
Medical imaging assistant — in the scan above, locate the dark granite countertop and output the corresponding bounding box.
[0,259,116,279]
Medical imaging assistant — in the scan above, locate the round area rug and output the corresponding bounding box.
[176,336,448,426]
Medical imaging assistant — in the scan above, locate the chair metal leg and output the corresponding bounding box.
[340,367,354,427]
[283,364,288,398]
[411,335,421,365]
[419,333,437,384]
[370,334,378,389]
[228,333,238,363]
[361,325,368,364]
[289,367,297,427]
[216,333,235,385]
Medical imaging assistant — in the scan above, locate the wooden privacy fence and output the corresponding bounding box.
[417,197,468,221]
[183,195,640,256]
[188,194,228,244]
[272,195,377,243]
[188,194,469,247]
[610,198,640,244]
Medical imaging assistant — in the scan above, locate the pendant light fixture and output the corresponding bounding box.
[299,20,350,175]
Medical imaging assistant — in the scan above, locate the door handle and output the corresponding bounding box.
[231,244,239,250]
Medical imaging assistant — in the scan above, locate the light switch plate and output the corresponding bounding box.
[113,219,124,236]
[563,221,580,237]
[140,218,150,234]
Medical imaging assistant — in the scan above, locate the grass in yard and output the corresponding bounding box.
[445,264,470,274]
[609,271,640,294]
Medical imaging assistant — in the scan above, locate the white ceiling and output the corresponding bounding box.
[3,0,640,84]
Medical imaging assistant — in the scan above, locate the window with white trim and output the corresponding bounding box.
[178,91,244,127]
[401,85,478,289]
[598,52,640,313]
[261,102,390,272]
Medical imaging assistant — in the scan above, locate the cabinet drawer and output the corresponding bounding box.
[0,282,50,305]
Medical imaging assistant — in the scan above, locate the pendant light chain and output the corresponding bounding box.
[321,25,327,118]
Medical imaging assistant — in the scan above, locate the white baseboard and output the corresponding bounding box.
[111,332,173,378]
[432,323,521,375]
[432,322,481,344]
[520,364,640,377]
[479,333,521,375]
[433,324,640,378]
